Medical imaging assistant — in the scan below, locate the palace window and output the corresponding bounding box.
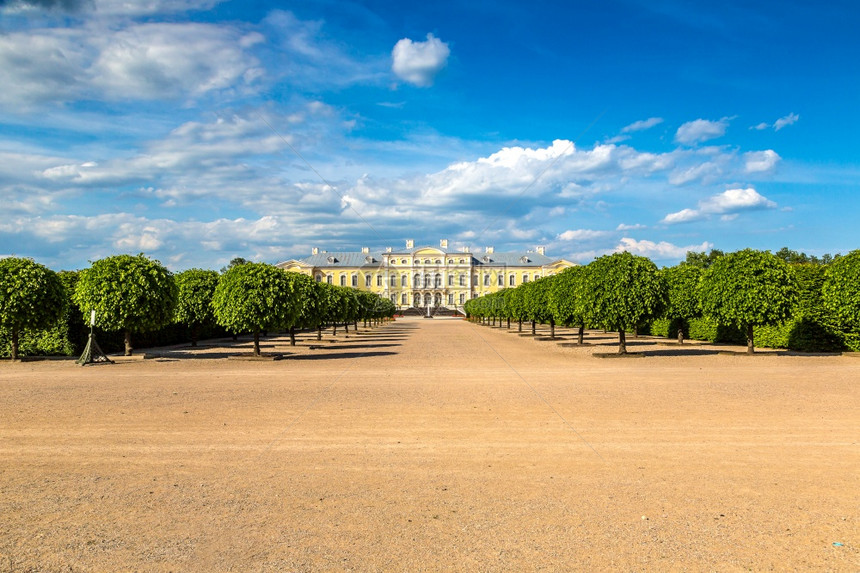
[448,274,454,286]
[522,273,529,283]
[366,275,372,287]
[483,274,490,286]
[459,274,466,286]
[377,274,383,287]
[435,273,442,287]
[351,275,358,287]
[401,293,407,305]
[413,274,421,287]
[459,293,465,304]
[424,274,432,288]
[326,274,333,285]
[448,294,454,305]
[509,275,515,286]
[340,275,346,286]
[402,275,408,287]
[498,274,504,287]
[391,275,397,287]
[315,273,322,282]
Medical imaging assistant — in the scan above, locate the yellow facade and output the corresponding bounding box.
[276,239,575,311]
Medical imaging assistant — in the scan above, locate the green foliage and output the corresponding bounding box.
[174,269,219,328]
[822,250,860,332]
[503,286,527,322]
[648,316,688,339]
[682,249,725,269]
[687,316,746,344]
[699,249,797,331]
[0,257,66,333]
[773,247,835,266]
[580,252,667,332]
[522,276,556,324]
[74,254,178,334]
[282,272,321,329]
[548,266,586,327]
[212,263,302,335]
[0,258,66,359]
[220,257,251,274]
[661,264,702,320]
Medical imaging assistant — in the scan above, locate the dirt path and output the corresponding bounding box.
[1,318,858,571]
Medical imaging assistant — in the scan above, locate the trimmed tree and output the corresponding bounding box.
[699,249,798,354]
[548,266,588,344]
[282,272,320,346]
[0,258,66,360]
[822,249,860,350]
[523,276,557,336]
[73,254,177,356]
[580,252,667,354]
[212,263,303,356]
[660,264,703,341]
[174,269,220,347]
[505,286,528,332]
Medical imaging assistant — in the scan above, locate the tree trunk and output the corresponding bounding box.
[518,320,522,333]
[124,329,133,356]
[507,318,511,329]
[333,324,337,336]
[232,333,238,341]
[550,319,555,339]
[289,326,296,347]
[253,331,261,356]
[747,324,755,354]
[578,325,585,345]
[618,329,627,354]
[11,327,19,360]
[191,325,199,347]
[531,321,536,335]
[317,326,322,341]
[678,328,684,344]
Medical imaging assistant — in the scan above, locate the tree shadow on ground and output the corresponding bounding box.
[284,351,398,361]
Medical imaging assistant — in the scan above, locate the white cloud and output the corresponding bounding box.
[744,149,780,173]
[614,237,713,260]
[622,117,663,133]
[90,23,263,100]
[616,223,646,231]
[773,112,800,131]
[557,229,611,241]
[0,22,262,107]
[675,118,730,145]
[661,187,777,224]
[391,33,450,87]
[1,0,220,15]
[749,113,800,132]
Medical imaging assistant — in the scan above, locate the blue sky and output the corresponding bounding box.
[1,0,858,271]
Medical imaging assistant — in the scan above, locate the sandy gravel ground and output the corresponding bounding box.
[1,318,858,572]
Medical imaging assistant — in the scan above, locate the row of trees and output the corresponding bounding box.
[0,255,396,359]
[466,249,860,354]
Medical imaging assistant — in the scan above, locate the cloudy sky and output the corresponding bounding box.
[1,0,858,271]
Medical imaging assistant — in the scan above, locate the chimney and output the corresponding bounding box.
[406,239,414,249]
[536,246,546,255]
[485,246,494,254]
[440,239,449,249]
[361,247,369,254]
[385,247,392,253]
[312,247,319,255]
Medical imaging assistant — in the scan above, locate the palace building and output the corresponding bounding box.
[276,239,575,311]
